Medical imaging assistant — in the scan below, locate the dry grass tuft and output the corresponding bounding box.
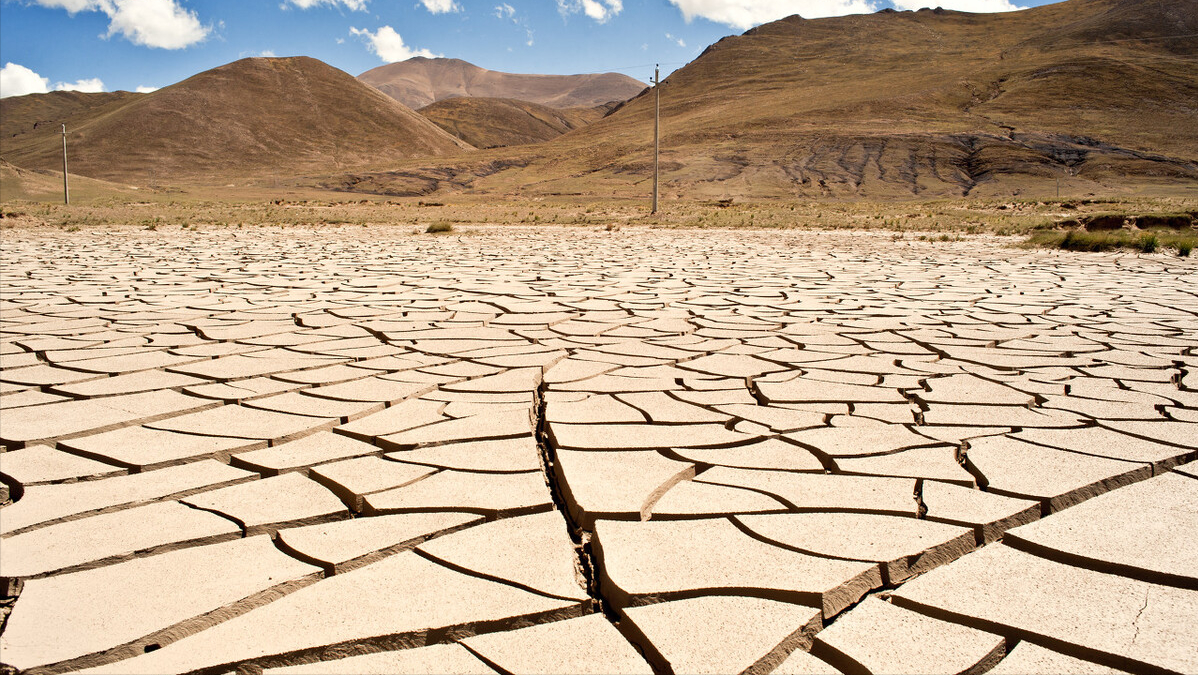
[1025,228,1198,255]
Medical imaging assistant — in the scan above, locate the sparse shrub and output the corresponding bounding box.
[1026,228,1197,255]
[426,221,453,233]
[1138,233,1158,253]
[145,223,157,231]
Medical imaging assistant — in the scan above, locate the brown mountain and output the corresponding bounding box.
[0,56,470,183]
[418,97,610,148]
[1,90,142,144]
[358,57,646,110]
[343,0,1198,200]
[0,158,140,202]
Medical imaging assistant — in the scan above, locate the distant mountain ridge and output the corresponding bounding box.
[418,97,611,149]
[0,56,469,182]
[344,0,1198,200]
[1,90,142,144]
[2,0,1194,198]
[358,57,646,110]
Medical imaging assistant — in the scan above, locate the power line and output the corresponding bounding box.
[652,64,660,215]
[61,124,69,206]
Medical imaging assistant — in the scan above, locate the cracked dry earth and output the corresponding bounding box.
[0,226,1196,675]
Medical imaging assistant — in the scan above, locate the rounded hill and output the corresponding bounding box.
[359,57,646,110]
[418,97,608,148]
[1,56,470,183]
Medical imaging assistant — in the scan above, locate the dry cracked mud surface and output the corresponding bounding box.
[1,225,1196,675]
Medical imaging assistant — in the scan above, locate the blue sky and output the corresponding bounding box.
[1,0,1061,98]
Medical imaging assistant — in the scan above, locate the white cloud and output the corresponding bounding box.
[891,0,1024,11]
[135,85,160,92]
[1,63,109,97]
[494,3,533,45]
[284,0,368,10]
[557,0,622,23]
[239,49,277,58]
[1,63,50,98]
[666,32,686,47]
[419,0,459,13]
[30,0,96,12]
[55,77,105,92]
[104,0,210,48]
[667,0,878,28]
[30,0,210,49]
[349,25,438,63]
[0,64,110,98]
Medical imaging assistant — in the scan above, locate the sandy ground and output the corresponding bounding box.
[1,226,1196,674]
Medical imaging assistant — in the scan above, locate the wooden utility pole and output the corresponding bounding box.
[61,124,69,205]
[652,65,659,215]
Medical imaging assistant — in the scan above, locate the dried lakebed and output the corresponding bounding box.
[0,226,1196,675]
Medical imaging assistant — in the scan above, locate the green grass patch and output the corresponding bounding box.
[1026,229,1198,255]
[1139,233,1157,253]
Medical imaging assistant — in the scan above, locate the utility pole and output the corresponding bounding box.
[652,64,659,215]
[61,124,69,205]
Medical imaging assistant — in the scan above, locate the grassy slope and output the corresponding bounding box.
[2,0,1194,202]
[335,0,1197,201]
[0,159,143,203]
[358,57,646,110]
[0,57,470,183]
[1,91,142,145]
[418,97,607,148]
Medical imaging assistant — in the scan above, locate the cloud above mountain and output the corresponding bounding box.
[31,0,210,49]
[667,0,1023,29]
[557,0,623,24]
[668,0,872,28]
[285,0,367,10]
[350,25,438,63]
[1,62,106,98]
[892,0,1023,11]
[419,0,461,13]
